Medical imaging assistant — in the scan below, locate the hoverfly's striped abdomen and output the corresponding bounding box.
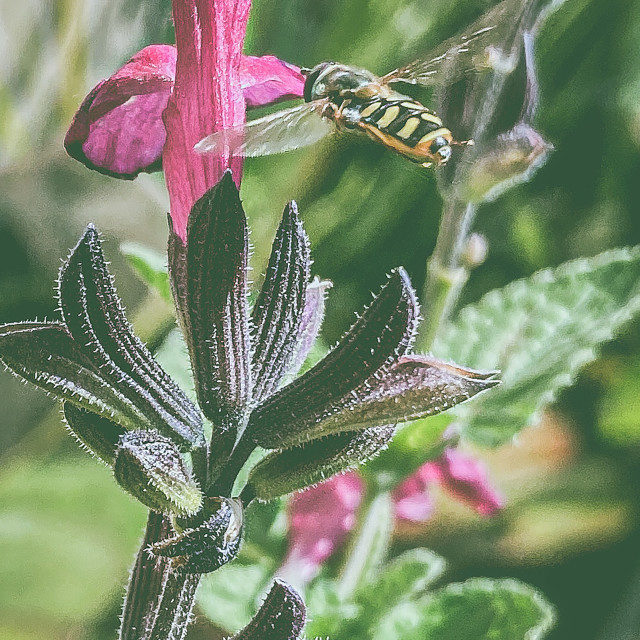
[352,98,453,165]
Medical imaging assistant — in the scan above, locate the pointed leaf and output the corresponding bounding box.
[251,201,310,403]
[184,173,251,441]
[0,322,148,429]
[282,277,332,382]
[229,579,306,640]
[244,426,394,501]
[433,245,640,445]
[121,242,172,303]
[153,497,243,574]
[59,225,204,449]
[114,430,203,515]
[249,268,419,449]
[63,402,125,465]
[373,578,555,640]
[318,355,499,434]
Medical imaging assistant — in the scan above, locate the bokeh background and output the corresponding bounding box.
[1,0,639,638]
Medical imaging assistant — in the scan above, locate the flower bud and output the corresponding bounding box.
[461,233,489,270]
[114,430,203,515]
[461,123,553,203]
[153,497,243,573]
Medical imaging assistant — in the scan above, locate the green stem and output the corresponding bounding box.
[337,491,393,600]
[418,200,477,349]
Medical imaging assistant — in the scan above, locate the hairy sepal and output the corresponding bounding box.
[248,268,419,448]
[318,356,500,433]
[228,579,306,640]
[58,225,204,449]
[251,201,310,403]
[0,322,148,429]
[183,173,251,450]
[63,402,125,465]
[152,497,243,574]
[244,426,395,501]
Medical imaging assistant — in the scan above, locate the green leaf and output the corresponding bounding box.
[121,242,172,303]
[356,548,446,614]
[304,579,361,640]
[373,578,555,640]
[197,561,271,632]
[434,246,640,445]
[362,413,451,490]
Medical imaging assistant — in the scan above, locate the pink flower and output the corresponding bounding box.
[278,473,364,586]
[280,448,503,584]
[64,38,304,239]
[393,448,504,522]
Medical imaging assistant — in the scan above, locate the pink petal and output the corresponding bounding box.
[392,471,436,522]
[280,472,364,585]
[437,448,504,516]
[64,45,176,179]
[392,448,503,522]
[64,43,304,189]
[240,55,305,107]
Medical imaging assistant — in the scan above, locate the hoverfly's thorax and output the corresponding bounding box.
[304,62,379,102]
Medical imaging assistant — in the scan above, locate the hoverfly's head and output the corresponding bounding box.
[303,62,378,102]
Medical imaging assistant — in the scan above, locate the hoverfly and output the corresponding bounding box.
[196,0,519,167]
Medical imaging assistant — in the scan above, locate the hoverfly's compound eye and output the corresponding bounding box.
[431,137,452,165]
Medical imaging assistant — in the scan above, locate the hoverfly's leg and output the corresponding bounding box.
[452,138,474,147]
[420,161,434,169]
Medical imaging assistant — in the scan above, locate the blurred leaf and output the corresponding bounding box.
[372,578,555,640]
[197,561,271,633]
[304,579,360,639]
[597,358,640,446]
[434,246,640,445]
[0,457,145,624]
[154,329,196,404]
[121,242,172,303]
[355,548,446,614]
[362,413,451,490]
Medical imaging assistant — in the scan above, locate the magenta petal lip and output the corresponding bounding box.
[240,55,305,108]
[64,45,177,180]
[64,45,305,180]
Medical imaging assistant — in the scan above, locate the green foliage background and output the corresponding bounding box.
[0,0,639,639]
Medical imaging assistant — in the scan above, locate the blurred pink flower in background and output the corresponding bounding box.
[393,448,504,522]
[281,448,502,585]
[278,473,365,587]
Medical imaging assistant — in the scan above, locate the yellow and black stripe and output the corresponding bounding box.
[352,97,453,163]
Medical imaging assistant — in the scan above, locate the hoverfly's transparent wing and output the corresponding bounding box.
[195,101,334,157]
[381,0,530,89]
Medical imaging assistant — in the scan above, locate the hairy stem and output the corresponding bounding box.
[119,512,201,640]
